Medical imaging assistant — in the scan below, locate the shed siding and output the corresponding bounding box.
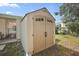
[21,16,29,53]
[27,15,33,55]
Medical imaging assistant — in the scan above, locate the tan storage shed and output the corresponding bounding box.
[20,8,55,55]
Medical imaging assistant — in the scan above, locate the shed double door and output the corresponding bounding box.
[33,16,53,54]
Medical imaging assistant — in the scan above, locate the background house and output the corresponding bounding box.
[0,13,22,39]
[56,22,68,34]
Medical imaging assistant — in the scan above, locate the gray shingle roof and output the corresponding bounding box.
[21,7,55,22]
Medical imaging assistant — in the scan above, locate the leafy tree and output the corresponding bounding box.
[56,24,61,34]
[57,3,79,36]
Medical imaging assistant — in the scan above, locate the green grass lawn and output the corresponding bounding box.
[55,34,79,56]
[1,35,79,56]
[56,35,79,49]
[56,34,79,46]
[0,41,26,56]
[56,34,79,41]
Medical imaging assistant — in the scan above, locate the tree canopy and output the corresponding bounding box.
[58,3,79,36]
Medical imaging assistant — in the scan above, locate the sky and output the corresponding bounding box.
[0,3,62,24]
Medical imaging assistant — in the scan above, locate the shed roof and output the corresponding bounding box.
[21,7,55,22]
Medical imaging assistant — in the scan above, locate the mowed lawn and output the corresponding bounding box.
[56,34,79,52]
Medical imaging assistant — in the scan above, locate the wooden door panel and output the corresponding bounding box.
[33,17,45,54]
[33,21,38,53]
[33,16,54,54]
[46,19,53,48]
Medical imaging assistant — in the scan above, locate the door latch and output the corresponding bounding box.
[45,32,47,37]
[32,34,34,36]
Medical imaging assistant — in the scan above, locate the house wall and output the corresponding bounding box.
[16,19,21,39]
[6,19,20,40]
[0,18,6,35]
[0,17,19,39]
[7,18,21,40]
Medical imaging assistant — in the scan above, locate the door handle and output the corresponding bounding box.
[45,32,47,37]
